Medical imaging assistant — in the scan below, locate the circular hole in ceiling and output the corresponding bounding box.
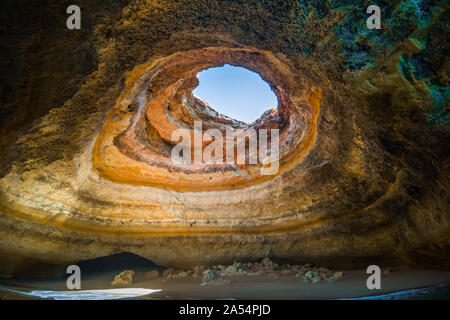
[192,64,278,123]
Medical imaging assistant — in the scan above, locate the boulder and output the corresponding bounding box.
[145,270,160,279]
[110,270,134,288]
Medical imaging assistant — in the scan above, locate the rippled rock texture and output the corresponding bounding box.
[0,0,449,276]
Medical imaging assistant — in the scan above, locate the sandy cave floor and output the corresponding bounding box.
[1,267,450,300]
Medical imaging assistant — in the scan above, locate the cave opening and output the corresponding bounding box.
[192,64,278,123]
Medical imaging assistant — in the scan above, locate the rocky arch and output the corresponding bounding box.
[0,0,448,276]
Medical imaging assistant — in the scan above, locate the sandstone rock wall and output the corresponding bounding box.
[0,0,448,276]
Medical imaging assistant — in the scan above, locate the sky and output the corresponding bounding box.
[192,64,278,123]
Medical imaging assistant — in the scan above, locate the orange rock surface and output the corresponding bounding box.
[0,1,448,276]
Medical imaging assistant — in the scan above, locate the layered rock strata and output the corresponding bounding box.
[0,0,449,276]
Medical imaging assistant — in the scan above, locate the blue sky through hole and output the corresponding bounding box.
[193,64,278,123]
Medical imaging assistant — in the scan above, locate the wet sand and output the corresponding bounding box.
[1,266,450,300]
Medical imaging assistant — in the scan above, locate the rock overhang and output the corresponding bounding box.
[0,0,448,275]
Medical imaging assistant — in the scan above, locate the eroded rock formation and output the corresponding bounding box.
[0,0,449,276]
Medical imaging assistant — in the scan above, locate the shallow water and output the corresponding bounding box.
[341,282,450,300]
[0,285,161,300]
[2,282,449,300]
